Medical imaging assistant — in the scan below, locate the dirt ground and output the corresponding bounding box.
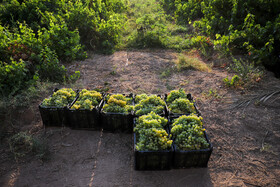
[1,50,280,187]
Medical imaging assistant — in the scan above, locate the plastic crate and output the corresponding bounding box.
[38,88,78,127]
[100,93,134,133]
[172,131,213,168]
[134,133,173,170]
[67,100,103,130]
[165,93,201,120]
[39,105,66,127]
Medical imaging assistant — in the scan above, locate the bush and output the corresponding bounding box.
[0,59,29,95]
[162,0,280,74]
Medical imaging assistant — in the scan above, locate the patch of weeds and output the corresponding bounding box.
[223,75,242,88]
[179,80,189,86]
[160,68,173,79]
[9,132,50,161]
[226,57,264,87]
[68,71,81,83]
[203,88,222,99]
[165,82,175,90]
[176,53,211,72]
[260,143,278,155]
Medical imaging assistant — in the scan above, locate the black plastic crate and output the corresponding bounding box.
[38,88,78,127]
[172,131,213,168]
[134,133,173,170]
[164,93,201,120]
[66,100,104,130]
[39,105,66,127]
[100,93,134,133]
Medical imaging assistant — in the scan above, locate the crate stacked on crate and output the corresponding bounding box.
[165,89,213,169]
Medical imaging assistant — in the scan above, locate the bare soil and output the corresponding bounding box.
[1,50,280,187]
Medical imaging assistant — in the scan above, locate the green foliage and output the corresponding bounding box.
[171,115,209,150]
[0,59,28,95]
[37,46,66,82]
[41,88,76,107]
[169,98,196,114]
[71,89,102,110]
[223,75,241,88]
[162,0,280,73]
[103,94,133,114]
[134,95,165,116]
[166,89,187,104]
[0,0,128,96]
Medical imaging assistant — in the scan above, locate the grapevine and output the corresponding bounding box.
[103,94,133,114]
[41,88,76,107]
[134,95,165,116]
[171,115,209,151]
[71,89,102,110]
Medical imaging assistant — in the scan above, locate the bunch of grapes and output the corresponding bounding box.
[134,111,168,134]
[171,115,209,151]
[103,94,133,114]
[134,112,172,151]
[136,128,173,151]
[135,94,148,104]
[134,95,165,116]
[169,98,196,114]
[42,88,76,107]
[71,89,102,110]
[166,89,187,104]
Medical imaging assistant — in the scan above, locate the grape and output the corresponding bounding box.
[134,112,168,133]
[71,89,102,110]
[135,128,172,151]
[171,115,209,151]
[135,94,148,104]
[134,95,165,115]
[103,94,133,114]
[41,88,76,107]
[166,89,187,104]
[169,98,196,114]
[134,112,171,151]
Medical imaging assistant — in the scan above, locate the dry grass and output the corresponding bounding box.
[176,52,211,72]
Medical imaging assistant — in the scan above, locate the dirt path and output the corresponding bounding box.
[1,50,280,186]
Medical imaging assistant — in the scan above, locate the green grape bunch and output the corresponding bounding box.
[169,98,196,114]
[136,128,173,151]
[135,94,148,104]
[134,95,165,116]
[103,94,133,114]
[134,111,168,134]
[171,115,209,151]
[166,88,187,104]
[41,88,77,107]
[71,89,102,110]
